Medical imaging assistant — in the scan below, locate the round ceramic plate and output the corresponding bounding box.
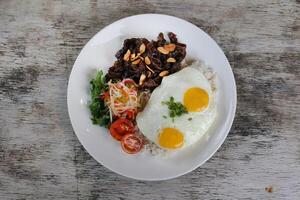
[67,14,236,181]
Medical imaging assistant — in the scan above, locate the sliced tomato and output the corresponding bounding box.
[121,134,143,154]
[122,79,137,89]
[109,118,135,141]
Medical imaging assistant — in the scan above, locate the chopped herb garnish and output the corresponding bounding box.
[188,117,193,121]
[163,115,167,119]
[89,70,110,127]
[162,96,188,120]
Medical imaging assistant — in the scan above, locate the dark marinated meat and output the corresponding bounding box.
[105,32,186,91]
[168,32,178,43]
[143,79,159,90]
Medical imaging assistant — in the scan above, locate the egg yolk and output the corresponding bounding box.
[158,128,184,149]
[183,87,209,112]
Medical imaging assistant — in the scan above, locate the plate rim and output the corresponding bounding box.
[67,13,237,181]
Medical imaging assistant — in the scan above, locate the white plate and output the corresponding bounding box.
[67,14,236,181]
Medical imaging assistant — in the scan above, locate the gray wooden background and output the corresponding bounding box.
[0,0,299,199]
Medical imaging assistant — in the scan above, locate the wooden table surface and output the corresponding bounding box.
[1,0,299,199]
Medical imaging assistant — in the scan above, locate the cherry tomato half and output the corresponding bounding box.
[121,134,144,154]
[109,118,135,141]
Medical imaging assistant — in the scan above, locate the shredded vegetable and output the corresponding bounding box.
[107,79,138,118]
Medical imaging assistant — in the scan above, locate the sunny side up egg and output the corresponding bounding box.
[136,65,217,151]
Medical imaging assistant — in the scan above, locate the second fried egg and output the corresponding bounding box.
[136,65,217,150]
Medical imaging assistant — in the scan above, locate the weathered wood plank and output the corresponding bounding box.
[0,0,299,199]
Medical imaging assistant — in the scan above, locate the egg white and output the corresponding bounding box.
[136,65,217,150]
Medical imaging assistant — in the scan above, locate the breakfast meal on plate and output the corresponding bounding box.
[89,32,217,154]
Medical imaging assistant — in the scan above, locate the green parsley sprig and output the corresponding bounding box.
[89,70,110,127]
[162,96,188,121]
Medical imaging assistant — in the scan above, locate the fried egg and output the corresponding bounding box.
[136,64,217,150]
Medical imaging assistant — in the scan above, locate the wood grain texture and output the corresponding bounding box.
[0,0,299,199]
